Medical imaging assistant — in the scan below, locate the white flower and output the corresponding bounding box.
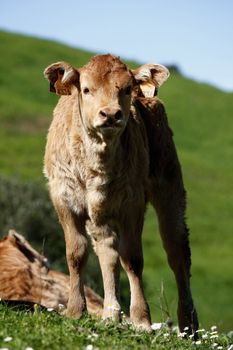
[87,333,99,339]
[85,345,94,350]
[0,348,9,350]
[189,334,194,339]
[196,328,205,332]
[210,331,218,335]
[212,344,218,348]
[163,333,170,337]
[151,323,163,330]
[217,347,223,350]
[25,348,34,350]
[195,340,202,345]
[184,326,189,331]
[47,308,53,312]
[172,326,179,333]
[178,331,187,337]
[3,337,12,342]
[210,334,218,339]
[228,345,233,350]
[211,326,217,331]
[202,334,208,339]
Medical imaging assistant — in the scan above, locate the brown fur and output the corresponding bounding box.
[43,54,198,333]
[0,230,103,315]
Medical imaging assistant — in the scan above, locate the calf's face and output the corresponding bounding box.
[79,55,133,137]
[44,54,169,139]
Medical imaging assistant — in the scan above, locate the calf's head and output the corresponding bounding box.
[44,54,169,139]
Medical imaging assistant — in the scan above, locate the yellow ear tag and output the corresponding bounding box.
[140,82,156,98]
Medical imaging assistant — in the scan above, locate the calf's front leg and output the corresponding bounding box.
[88,221,121,321]
[55,202,88,318]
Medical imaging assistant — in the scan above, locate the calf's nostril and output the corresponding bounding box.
[100,110,107,118]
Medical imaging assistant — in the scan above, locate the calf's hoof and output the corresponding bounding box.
[178,303,199,339]
[62,301,87,319]
[130,304,152,333]
[133,321,152,333]
[102,303,121,322]
[62,308,84,319]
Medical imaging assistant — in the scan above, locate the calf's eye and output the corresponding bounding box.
[83,87,90,94]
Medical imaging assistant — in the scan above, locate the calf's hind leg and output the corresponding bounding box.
[151,182,198,335]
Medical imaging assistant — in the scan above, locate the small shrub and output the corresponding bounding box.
[0,176,65,268]
[0,176,102,292]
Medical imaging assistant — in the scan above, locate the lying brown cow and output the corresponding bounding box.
[44,54,198,334]
[0,230,103,315]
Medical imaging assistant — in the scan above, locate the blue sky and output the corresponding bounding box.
[1,0,233,91]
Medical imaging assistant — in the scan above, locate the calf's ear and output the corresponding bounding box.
[132,64,169,98]
[44,62,79,95]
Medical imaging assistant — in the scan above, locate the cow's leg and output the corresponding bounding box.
[119,214,151,332]
[55,202,88,318]
[151,181,198,335]
[96,236,120,321]
[88,222,121,321]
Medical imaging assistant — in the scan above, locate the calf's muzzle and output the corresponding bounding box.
[97,107,124,128]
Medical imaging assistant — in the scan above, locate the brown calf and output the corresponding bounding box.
[44,54,198,333]
[0,230,103,314]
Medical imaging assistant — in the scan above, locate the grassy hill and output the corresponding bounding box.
[0,30,233,333]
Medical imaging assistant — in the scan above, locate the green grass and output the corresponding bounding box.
[0,303,232,350]
[0,30,233,335]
